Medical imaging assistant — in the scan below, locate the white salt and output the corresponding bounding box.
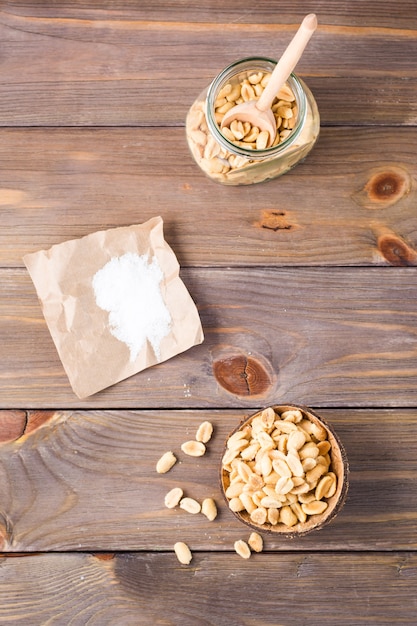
[92,252,171,362]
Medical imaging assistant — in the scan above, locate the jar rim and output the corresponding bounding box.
[206,56,307,160]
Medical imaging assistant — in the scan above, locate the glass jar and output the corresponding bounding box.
[185,57,320,185]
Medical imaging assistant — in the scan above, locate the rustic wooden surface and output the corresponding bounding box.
[0,1,416,624]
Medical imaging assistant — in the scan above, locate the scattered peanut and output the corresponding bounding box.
[221,406,338,529]
[181,440,206,457]
[196,421,214,443]
[234,539,251,559]
[156,451,177,474]
[174,542,193,565]
[179,497,201,515]
[248,532,263,553]
[164,487,184,509]
[201,498,218,521]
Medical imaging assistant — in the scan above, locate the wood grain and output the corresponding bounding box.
[0,8,416,126]
[4,0,417,29]
[1,267,416,407]
[0,551,415,625]
[0,127,416,268]
[0,408,416,551]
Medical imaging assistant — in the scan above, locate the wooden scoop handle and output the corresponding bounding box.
[256,14,318,112]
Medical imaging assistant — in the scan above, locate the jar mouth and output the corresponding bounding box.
[206,56,307,159]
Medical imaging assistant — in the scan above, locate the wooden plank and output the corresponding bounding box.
[5,0,417,29]
[0,552,415,624]
[0,11,416,126]
[0,408,416,551]
[1,127,416,268]
[1,267,416,408]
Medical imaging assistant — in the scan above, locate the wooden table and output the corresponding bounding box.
[1,2,416,623]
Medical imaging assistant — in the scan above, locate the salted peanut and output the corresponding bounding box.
[240,442,260,460]
[234,539,251,559]
[222,448,240,467]
[301,457,317,472]
[251,491,265,508]
[274,419,298,433]
[311,422,328,442]
[236,461,254,483]
[317,440,331,455]
[187,107,205,130]
[287,430,306,451]
[248,531,263,552]
[280,505,298,527]
[262,485,278,499]
[216,101,235,115]
[315,475,335,501]
[196,421,213,444]
[306,463,327,486]
[256,130,270,150]
[174,542,192,565]
[227,428,250,446]
[226,84,242,102]
[225,481,245,499]
[230,119,245,140]
[264,470,281,485]
[277,434,289,454]
[299,441,320,460]
[181,440,206,457]
[156,451,177,474]
[281,409,303,423]
[290,481,310,495]
[291,501,307,524]
[285,492,298,505]
[275,476,294,495]
[322,472,337,497]
[261,454,273,477]
[221,126,236,142]
[250,507,267,526]
[301,500,328,516]
[277,106,293,119]
[227,438,250,453]
[248,473,265,491]
[256,430,275,450]
[180,497,201,515]
[190,128,208,147]
[272,458,292,478]
[298,491,316,504]
[268,507,280,525]
[240,492,257,514]
[243,127,260,143]
[248,71,263,85]
[164,487,183,509]
[214,96,228,108]
[201,498,218,521]
[260,496,283,509]
[286,452,304,477]
[218,83,233,99]
[229,497,245,512]
[241,82,256,101]
[277,83,296,101]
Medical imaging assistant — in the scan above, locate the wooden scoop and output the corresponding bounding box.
[220,14,318,147]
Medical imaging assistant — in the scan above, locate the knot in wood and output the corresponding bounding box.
[212,354,273,397]
[364,167,411,207]
[256,210,294,231]
[377,234,417,266]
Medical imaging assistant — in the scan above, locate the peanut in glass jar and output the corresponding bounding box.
[185,57,320,186]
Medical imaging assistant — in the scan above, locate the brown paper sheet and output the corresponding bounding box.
[23,217,204,398]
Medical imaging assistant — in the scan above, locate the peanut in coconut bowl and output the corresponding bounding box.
[220,405,349,535]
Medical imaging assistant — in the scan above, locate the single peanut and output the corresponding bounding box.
[174,542,192,565]
[156,451,177,474]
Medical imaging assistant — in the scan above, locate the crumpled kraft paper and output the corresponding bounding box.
[23,217,204,398]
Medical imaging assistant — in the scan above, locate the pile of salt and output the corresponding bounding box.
[93,252,171,362]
